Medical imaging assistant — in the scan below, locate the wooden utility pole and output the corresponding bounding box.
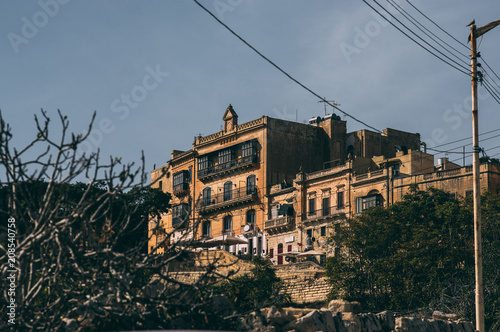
[469,22,484,332]
[468,18,500,332]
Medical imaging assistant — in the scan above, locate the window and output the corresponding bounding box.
[172,203,189,226]
[355,194,382,213]
[246,175,256,195]
[322,197,330,216]
[306,229,313,238]
[202,187,212,206]
[159,180,163,191]
[202,221,211,238]
[321,226,326,236]
[223,181,233,201]
[241,141,255,157]
[173,171,189,193]
[223,216,232,234]
[218,149,232,165]
[308,198,315,214]
[198,155,209,171]
[337,191,344,208]
[288,245,292,252]
[269,248,274,258]
[246,209,255,225]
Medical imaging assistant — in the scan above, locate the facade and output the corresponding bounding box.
[148,104,499,263]
[265,150,500,265]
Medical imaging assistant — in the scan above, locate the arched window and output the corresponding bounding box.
[202,221,211,238]
[223,215,232,235]
[246,175,256,195]
[202,187,212,206]
[223,181,233,201]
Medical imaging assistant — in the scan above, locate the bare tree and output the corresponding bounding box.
[0,110,236,331]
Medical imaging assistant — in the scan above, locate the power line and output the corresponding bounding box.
[387,0,469,65]
[362,0,470,75]
[192,0,382,133]
[405,0,470,51]
[483,79,500,105]
[482,58,500,82]
[432,128,500,149]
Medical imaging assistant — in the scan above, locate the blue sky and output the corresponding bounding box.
[1,0,500,176]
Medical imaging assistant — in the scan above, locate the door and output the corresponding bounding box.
[277,243,283,265]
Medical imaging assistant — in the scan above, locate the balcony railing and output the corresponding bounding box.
[198,154,257,180]
[302,206,346,222]
[198,186,258,214]
[264,215,295,231]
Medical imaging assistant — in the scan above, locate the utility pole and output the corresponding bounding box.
[468,18,500,332]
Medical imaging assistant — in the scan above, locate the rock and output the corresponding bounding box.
[432,310,458,321]
[329,299,362,314]
[376,311,395,331]
[266,305,296,326]
[342,312,361,332]
[359,313,382,331]
[240,310,267,332]
[283,310,325,332]
[319,309,336,332]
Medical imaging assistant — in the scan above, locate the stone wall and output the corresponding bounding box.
[274,262,330,304]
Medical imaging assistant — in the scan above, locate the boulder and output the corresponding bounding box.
[283,310,325,332]
[376,311,395,331]
[329,299,362,314]
[432,310,458,321]
[266,306,296,326]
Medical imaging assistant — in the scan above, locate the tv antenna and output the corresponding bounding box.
[318,98,340,116]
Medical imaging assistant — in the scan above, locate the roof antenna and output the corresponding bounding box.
[318,98,340,116]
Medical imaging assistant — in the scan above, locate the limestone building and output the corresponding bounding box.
[149,104,423,257]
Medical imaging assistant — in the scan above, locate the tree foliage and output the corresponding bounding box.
[0,111,239,330]
[211,257,290,313]
[326,185,500,328]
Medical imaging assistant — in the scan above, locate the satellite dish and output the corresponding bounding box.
[244,224,251,232]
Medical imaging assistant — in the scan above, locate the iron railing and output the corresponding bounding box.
[198,185,258,213]
[264,215,295,229]
[198,154,257,179]
[303,206,346,220]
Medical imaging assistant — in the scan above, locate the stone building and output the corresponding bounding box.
[265,148,500,265]
[149,104,424,258]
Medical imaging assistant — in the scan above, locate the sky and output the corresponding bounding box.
[1,0,500,180]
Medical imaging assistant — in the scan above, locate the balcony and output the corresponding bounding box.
[173,182,189,196]
[197,186,258,214]
[302,206,346,224]
[198,154,257,182]
[264,215,295,234]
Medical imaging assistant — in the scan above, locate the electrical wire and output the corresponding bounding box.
[195,0,498,159]
[386,0,469,65]
[482,58,500,82]
[432,128,500,149]
[193,0,382,134]
[483,79,500,105]
[405,0,470,51]
[362,0,470,75]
